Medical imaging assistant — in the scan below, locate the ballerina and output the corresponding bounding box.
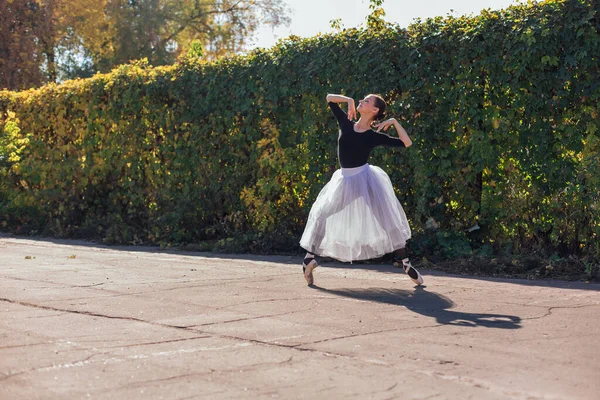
[300,93,424,286]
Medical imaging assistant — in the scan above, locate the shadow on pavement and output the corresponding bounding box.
[422,270,600,291]
[314,261,600,291]
[0,233,302,264]
[311,285,522,329]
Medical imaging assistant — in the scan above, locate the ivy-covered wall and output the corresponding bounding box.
[1,0,598,260]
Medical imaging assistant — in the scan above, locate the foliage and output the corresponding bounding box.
[0,0,290,89]
[367,0,387,30]
[0,0,598,264]
[101,0,291,66]
[0,0,48,90]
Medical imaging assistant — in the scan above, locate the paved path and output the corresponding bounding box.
[1,235,599,399]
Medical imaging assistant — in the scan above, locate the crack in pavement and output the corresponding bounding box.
[131,275,285,292]
[0,297,344,360]
[0,353,100,382]
[0,342,49,350]
[188,310,308,328]
[521,303,600,321]
[0,275,127,296]
[0,295,455,366]
[518,332,599,342]
[110,372,203,390]
[301,328,414,347]
[0,274,293,299]
[384,382,398,392]
[214,296,333,310]
[415,369,564,400]
[299,322,447,348]
[102,336,212,349]
[74,282,105,288]
[39,293,224,314]
[3,294,595,397]
[107,355,295,393]
[415,393,443,400]
[15,285,229,304]
[0,297,193,330]
[21,312,68,319]
[1,341,258,382]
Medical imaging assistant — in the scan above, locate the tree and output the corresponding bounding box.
[0,0,47,90]
[101,0,290,68]
[51,0,112,80]
[0,0,290,88]
[366,0,387,30]
[0,0,112,88]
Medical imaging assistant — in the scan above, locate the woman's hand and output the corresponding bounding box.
[375,118,398,132]
[326,94,356,120]
[347,99,356,120]
[376,118,412,147]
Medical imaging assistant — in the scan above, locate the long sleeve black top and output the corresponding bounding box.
[329,102,406,168]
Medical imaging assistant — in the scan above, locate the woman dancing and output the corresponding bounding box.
[300,93,424,286]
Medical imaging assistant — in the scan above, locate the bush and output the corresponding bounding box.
[0,0,598,263]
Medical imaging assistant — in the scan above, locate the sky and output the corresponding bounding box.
[252,0,522,50]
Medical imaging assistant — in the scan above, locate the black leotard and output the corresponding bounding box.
[329,102,406,168]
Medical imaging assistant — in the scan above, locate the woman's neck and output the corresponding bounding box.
[355,117,373,132]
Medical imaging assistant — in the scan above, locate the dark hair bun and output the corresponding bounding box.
[370,94,387,121]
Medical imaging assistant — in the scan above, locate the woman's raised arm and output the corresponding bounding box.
[326,94,356,120]
[375,118,413,147]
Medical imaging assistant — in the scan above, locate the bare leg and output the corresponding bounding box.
[302,252,318,286]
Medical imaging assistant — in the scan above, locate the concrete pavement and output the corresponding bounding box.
[1,235,599,399]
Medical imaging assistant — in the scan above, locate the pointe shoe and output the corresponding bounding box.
[303,258,318,285]
[403,260,424,286]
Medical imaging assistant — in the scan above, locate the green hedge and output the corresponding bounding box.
[1,0,598,261]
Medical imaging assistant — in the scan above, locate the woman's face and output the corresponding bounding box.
[356,95,379,117]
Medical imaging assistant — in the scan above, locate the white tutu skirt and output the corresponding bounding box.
[300,164,411,262]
